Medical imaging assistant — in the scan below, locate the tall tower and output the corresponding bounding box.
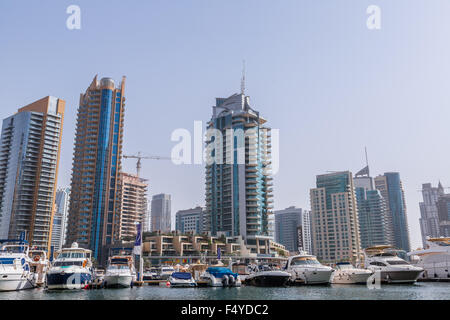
[419,182,444,247]
[52,187,71,251]
[204,92,273,241]
[374,172,411,252]
[0,96,65,252]
[310,171,361,264]
[151,193,171,232]
[66,76,125,262]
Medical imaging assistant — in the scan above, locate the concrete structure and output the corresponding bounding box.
[175,206,204,234]
[151,193,171,232]
[354,166,393,249]
[274,206,311,254]
[436,194,450,237]
[419,182,444,247]
[0,96,65,251]
[51,187,70,251]
[204,92,273,242]
[374,172,411,252]
[118,172,148,240]
[310,171,361,264]
[66,76,126,262]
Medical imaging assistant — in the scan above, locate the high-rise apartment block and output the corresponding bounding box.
[51,187,70,251]
[151,193,171,232]
[419,182,444,247]
[66,76,125,262]
[0,96,65,251]
[310,171,361,264]
[175,206,204,234]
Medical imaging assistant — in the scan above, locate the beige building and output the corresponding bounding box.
[118,172,148,240]
[310,171,361,264]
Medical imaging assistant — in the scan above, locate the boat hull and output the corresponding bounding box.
[104,275,133,288]
[380,270,423,284]
[332,272,373,284]
[290,269,333,285]
[47,272,92,290]
[246,275,290,287]
[0,274,34,292]
[169,280,197,288]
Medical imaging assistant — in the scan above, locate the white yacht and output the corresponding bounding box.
[331,262,373,284]
[104,255,136,288]
[168,272,197,287]
[284,252,334,285]
[364,245,423,284]
[0,241,35,291]
[46,242,93,290]
[159,266,175,280]
[29,249,50,287]
[408,237,450,281]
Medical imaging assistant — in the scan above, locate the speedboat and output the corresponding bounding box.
[29,249,50,287]
[331,262,373,284]
[245,264,291,287]
[200,266,241,287]
[168,272,197,287]
[46,242,93,290]
[0,240,35,291]
[364,245,423,284]
[408,237,450,281]
[285,251,334,285]
[104,255,136,288]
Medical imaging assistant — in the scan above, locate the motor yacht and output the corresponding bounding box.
[0,240,35,291]
[408,237,450,281]
[284,251,334,285]
[245,264,291,287]
[159,266,175,280]
[168,272,197,287]
[46,242,93,290]
[364,245,423,284]
[331,262,373,284]
[104,254,136,288]
[200,266,242,287]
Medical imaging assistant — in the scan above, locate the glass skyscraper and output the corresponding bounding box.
[204,92,273,242]
[275,206,311,253]
[66,76,125,263]
[419,182,444,247]
[151,193,172,232]
[374,172,411,252]
[0,96,65,251]
[52,187,71,251]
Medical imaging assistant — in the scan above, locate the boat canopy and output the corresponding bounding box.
[206,267,238,278]
[171,272,192,280]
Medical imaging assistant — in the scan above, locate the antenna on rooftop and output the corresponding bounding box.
[241,60,246,95]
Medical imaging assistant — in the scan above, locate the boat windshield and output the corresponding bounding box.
[290,257,320,266]
[386,260,409,266]
[58,252,86,259]
[53,261,83,267]
[108,265,129,270]
[111,258,129,265]
[1,246,25,254]
[336,263,354,270]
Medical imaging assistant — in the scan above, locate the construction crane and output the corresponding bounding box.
[123,152,174,177]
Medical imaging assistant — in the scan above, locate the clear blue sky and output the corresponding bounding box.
[1,0,449,249]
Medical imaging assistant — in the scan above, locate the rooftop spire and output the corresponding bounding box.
[240,60,246,95]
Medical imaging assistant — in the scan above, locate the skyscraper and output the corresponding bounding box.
[117,172,148,240]
[419,182,444,247]
[436,194,450,237]
[374,172,411,252]
[0,96,65,251]
[176,206,204,234]
[354,166,393,249]
[66,76,125,262]
[275,206,311,253]
[204,92,273,243]
[52,187,70,251]
[151,193,171,232]
[310,171,361,264]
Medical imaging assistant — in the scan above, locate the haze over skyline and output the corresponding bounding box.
[2,0,450,249]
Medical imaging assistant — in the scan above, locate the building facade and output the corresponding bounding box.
[354,166,393,249]
[51,187,70,251]
[118,172,148,240]
[0,96,65,251]
[310,171,361,264]
[274,206,311,253]
[204,93,273,242]
[374,172,411,252]
[419,182,444,247]
[175,206,204,234]
[436,194,450,237]
[151,193,171,232]
[66,76,126,262]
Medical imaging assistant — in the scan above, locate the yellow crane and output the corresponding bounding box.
[123,152,173,177]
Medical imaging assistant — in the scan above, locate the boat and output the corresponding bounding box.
[245,264,291,287]
[159,266,175,280]
[189,263,208,282]
[28,249,50,287]
[200,266,241,287]
[331,262,373,284]
[143,267,158,281]
[0,240,35,291]
[408,237,450,281]
[364,245,423,284]
[284,251,334,285]
[104,254,136,288]
[231,262,251,283]
[92,268,105,287]
[168,272,197,287]
[46,242,93,290]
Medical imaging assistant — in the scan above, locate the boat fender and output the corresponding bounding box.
[82,260,87,268]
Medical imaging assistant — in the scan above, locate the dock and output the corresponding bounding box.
[132,280,210,287]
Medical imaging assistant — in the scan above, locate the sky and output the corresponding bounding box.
[1,0,450,250]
